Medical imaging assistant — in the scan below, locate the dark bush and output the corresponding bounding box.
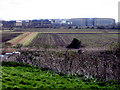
[66,38,83,49]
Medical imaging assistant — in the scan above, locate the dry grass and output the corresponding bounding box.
[19,32,38,46]
[7,32,38,46]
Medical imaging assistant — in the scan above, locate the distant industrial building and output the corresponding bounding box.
[94,18,115,28]
[86,18,94,27]
[22,20,30,28]
[0,22,3,28]
[69,18,115,29]
[69,18,86,28]
[29,19,51,28]
[15,21,22,27]
[2,20,16,28]
[1,18,116,29]
[50,19,72,28]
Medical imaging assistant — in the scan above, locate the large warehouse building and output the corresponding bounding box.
[69,18,115,28]
[94,18,115,28]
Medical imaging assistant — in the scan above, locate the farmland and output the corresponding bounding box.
[0,32,22,44]
[1,28,119,50]
[11,28,119,33]
[1,28,120,89]
[28,33,119,49]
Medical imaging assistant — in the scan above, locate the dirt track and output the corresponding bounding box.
[11,32,33,46]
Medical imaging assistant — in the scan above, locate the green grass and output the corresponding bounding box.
[1,61,120,89]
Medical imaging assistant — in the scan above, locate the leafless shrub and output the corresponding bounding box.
[16,49,120,81]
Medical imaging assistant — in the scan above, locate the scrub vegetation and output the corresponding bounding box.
[1,61,120,89]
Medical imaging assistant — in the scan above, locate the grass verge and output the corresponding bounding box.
[1,61,120,89]
[19,32,38,46]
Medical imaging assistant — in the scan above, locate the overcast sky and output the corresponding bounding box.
[0,0,119,22]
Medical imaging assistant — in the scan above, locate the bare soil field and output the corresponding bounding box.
[28,33,119,49]
[1,32,22,44]
[2,28,119,50]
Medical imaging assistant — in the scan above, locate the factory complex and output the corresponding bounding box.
[1,18,118,29]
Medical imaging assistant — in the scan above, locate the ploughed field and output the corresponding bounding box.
[1,33,22,44]
[1,28,119,49]
[28,33,118,48]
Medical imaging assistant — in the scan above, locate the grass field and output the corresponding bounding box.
[1,61,119,89]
